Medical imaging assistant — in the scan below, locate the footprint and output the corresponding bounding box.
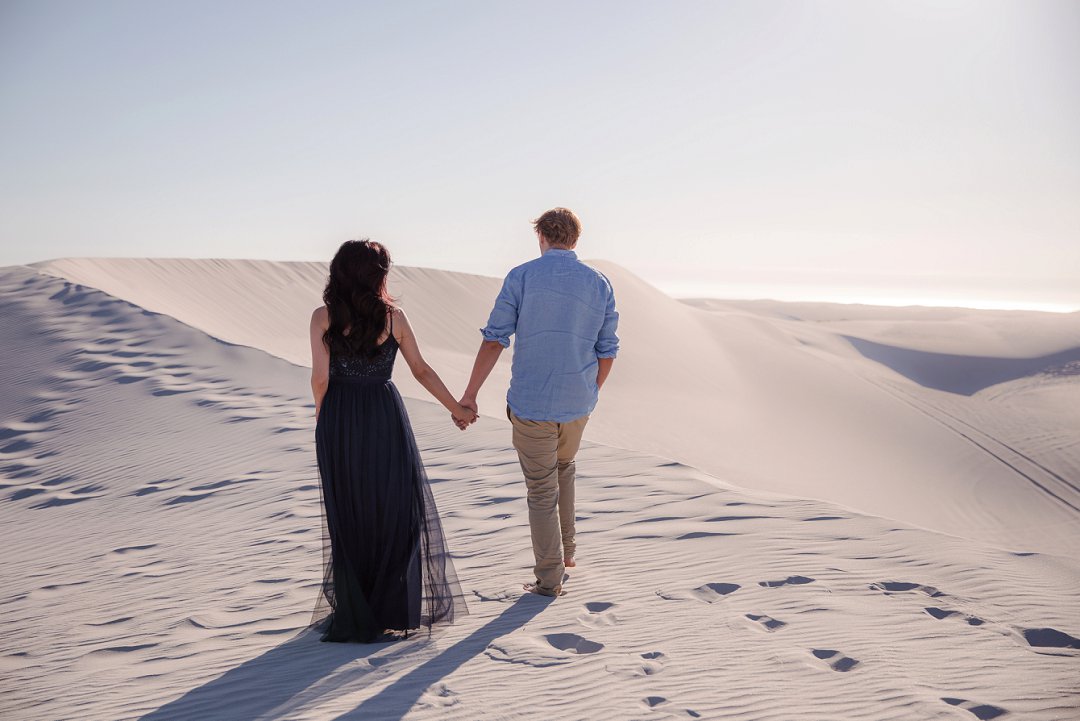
[190,478,243,491]
[579,601,619,628]
[131,478,182,497]
[165,492,217,505]
[420,682,459,708]
[486,637,574,667]
[924,607,957,620]
[759,575,814,588]
[641,696,702,718]
[0,438,35,454]
[72,483,105,495]
[746,613,786,631]
[472,589,515,603]
[545,633,604,654]
[10,487,46,501]
[31,493,101,509]
[1020,627,1080,650]
[691,582,740,603]
[924,607,985,626]
[605,650,666,678]
[638,651,666,675]
[42,475,76,487]
[870,581,945,598]
[941,697,1008,719]
[657,582,740,604]
[811,648,859,672]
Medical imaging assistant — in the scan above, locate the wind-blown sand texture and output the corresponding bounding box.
[3,259,1078,720]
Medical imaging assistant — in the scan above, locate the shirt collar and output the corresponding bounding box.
[543,248,578,259]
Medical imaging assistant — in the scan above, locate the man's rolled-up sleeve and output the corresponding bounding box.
[595,284,620,358]
[480,272,520,348]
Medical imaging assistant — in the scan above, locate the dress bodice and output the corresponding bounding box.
[329,335,398,381]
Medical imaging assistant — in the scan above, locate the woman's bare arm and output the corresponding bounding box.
[310,306,330,419]
[394,309,477,426]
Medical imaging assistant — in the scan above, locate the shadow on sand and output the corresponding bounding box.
[844,335,1080,395]
[342,595,549,718]
[141,596,548,719]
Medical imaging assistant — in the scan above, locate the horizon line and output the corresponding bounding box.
[14,254,1078,315]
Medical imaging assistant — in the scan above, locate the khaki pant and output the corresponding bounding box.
[507,406,589,595]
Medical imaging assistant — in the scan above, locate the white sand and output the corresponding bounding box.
[3,259,1078,720]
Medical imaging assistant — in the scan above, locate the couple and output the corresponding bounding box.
[308,208,620,643]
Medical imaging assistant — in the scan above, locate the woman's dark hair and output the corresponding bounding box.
[322,239,395,359]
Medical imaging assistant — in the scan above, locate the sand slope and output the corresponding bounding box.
[2,264,1078,720]
[35,258,1080,557]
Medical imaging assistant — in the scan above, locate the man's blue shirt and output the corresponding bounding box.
[480,248,620,422]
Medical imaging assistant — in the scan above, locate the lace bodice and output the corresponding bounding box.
[329,334,398,380]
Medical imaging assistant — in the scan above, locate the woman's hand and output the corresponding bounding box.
[452,404,478,430]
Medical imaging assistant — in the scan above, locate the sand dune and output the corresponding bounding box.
[3,263,1078,719]
[689,298,1080,357]
[34,257,1080,557]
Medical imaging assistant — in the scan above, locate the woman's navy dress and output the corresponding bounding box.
[311,327,467,642]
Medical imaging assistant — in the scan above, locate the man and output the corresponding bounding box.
[459,207,619,597]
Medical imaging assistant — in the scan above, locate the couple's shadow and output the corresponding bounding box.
[141,595,547,720]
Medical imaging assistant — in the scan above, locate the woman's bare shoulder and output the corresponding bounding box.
[311,305,329,327]
[391,306,410,336]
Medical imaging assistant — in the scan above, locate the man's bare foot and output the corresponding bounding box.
[523,582,565,597]
[564,557,576,568]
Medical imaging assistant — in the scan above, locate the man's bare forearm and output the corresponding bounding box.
[462,340,504,403]
[597,357,614,389]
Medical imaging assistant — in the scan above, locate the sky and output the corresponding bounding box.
[1,0,1078,309]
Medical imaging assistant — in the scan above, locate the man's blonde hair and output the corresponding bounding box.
[533,207,581,248]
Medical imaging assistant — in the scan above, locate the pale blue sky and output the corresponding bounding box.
[2,0,1078,308]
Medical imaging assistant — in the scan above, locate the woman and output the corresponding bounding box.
[309,239,471,642]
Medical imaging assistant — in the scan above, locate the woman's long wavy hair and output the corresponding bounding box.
[322,239,396,359]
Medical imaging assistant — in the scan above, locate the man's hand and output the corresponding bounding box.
[450,395,479,431]
[459,395,478,420]
[597,357,614,390]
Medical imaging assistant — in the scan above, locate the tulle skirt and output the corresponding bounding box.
[311,375,467,642]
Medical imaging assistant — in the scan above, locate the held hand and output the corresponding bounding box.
[458,395,478,418]
[451,403,477,431]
